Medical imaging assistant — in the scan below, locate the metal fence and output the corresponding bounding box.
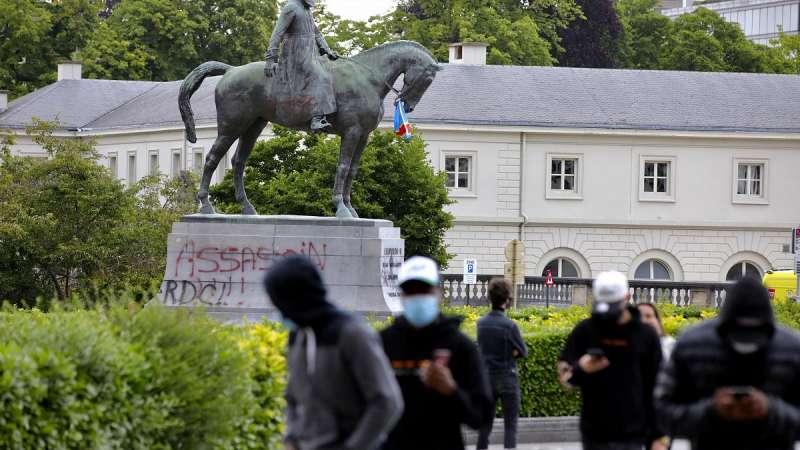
[441,275,732,308]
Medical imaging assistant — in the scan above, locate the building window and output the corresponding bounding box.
[127,152,137,186]
[726,262,762,281]
[149,151,159,177]
[542,258,579,278]
[736,163,762,196]
[733,159,768,204]
[643,161,669,193]
[634,259,672,281]
[551,159,576,191]
[171,150,182,178]
[193,148,204,174]
[108,153,118,178]
[639,156,676,202]
[546,153,583,199]
[444,155,472,190]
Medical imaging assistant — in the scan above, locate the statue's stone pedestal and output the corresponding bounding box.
[158,215,404,322]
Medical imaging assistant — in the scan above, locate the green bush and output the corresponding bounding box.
[0,303,287,449]
[518,331,581,417]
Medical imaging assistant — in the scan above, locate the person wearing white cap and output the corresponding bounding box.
[379,256,493,450]
[558,271,667,450]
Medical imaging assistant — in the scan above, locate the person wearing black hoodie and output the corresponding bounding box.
[264,255,404,450]
[559,271,666,450]
[380,256,493,450]
[655,276,800,450]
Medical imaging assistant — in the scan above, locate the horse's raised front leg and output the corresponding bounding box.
[343,134,369,219]
[232,121,268,215]
[198,135,237,214]
[333,130,360,219]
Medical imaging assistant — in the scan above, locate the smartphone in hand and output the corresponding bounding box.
[730,386,753,400]
[587,348,605,359]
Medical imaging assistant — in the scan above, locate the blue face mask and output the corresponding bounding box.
[403,295,439,328]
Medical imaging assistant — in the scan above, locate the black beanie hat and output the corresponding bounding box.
[719,276,774,327]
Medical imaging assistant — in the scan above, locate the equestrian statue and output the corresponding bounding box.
[178,0,441,219]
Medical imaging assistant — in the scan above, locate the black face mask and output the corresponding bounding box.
[591,302,624,331]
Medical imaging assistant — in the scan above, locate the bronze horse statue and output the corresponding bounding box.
[179,41,441,219]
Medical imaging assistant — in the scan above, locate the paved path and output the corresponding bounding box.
[489,443,800,450]
[488,441,692,450]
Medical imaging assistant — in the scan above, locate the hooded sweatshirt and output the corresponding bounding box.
[560,306,664,444]
[380,315,493,450]
[656,277,800,450]
[264,256,403,450]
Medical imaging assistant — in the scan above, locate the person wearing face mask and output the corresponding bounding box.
[476,278,528,450]
[380,256,493,450]
[263,255,403,450]
[559,271,666,450]
[655,277,800,450]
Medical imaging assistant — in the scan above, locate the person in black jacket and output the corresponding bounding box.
[380,256,493,450]
[655,277,800,450]
[559,271,666,450]
[476,278,528,450]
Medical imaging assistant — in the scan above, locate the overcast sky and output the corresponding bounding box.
[324,0,396,21]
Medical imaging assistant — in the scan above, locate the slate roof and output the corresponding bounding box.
[2,64,799,134]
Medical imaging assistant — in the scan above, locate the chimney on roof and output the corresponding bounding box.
[0,91,7,113]
[448,42,488,65]
[57,60,82,81]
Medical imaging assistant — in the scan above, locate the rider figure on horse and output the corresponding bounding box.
[264,0,339,133]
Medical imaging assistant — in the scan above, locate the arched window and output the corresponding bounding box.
[634,259,672,281]
[542,258,579,278]
[726,262,762,281]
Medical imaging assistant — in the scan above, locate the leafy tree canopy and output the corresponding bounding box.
[0,121,197,304]
[387,0,582,66]
[558,0,624,68]
[209,128,455,266]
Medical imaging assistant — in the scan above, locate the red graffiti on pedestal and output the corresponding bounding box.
[174,240,327,278]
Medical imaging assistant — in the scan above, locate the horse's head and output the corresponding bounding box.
[399,62,442,113]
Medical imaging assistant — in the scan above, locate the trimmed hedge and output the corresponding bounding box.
[5,299,800,448]
[0,303,287,449]
[518,331,580,417]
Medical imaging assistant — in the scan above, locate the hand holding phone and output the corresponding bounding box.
[579,348,610,374]
[730,386,753,400]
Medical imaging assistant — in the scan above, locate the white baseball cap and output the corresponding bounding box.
[593,271,629,305]
[397,256,440,287]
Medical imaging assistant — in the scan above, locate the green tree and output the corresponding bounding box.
[315,3,395,56]
[388,0,581,66]
[209,128,455,266]
[80,22,153,80]
[87,0,277,81]
[661,8,779,73]
[47,0,104,59]
[769,31,800,74]
[0,121,196,304]
[616,0,671,69]
[0,0,53,97]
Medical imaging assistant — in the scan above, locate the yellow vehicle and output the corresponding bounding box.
[763,270,798,302]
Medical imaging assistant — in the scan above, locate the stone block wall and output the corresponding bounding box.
[444,222,794,282]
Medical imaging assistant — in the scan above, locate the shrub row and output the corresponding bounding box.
[0,303,286,450]
[4,299,800,448]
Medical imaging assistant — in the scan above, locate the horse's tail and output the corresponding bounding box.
[179,61,232,143]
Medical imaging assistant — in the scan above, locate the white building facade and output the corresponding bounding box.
[2,49,799,284]
[662,0,800,44]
